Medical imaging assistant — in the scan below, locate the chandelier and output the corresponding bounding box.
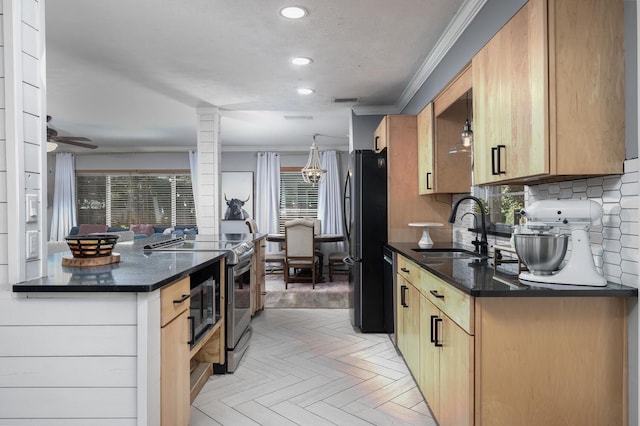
[301,135,326,186]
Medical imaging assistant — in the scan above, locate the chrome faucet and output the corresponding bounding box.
[449,196,488,255]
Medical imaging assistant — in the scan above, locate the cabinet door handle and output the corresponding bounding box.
[429,289,445,299]
[497,144,506,174]
[430,315,438,343]
[187,315,195,345]
[374,136,379,151]
[426,172,432,190]
[173,294,190,304]
[434,317,443,347]
[400,267,410,274]
[400,285,408,307]
[491,146,498,175]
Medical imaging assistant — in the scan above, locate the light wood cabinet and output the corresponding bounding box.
[419,295,440,416]
[384,114,453,243]
[373,116,388,152]
[472,0,624,185]
[397,276,420,374]
[160,277,190,426]
[417,103,436,194]
[395,253,626,425]
[418,65,473,194]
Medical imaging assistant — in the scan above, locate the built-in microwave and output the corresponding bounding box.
[189,264,221,349]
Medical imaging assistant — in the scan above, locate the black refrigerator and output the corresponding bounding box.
[343,150,390,333]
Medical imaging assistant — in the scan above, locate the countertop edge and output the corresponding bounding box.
[13,246,230,293]
[386,243,638,298]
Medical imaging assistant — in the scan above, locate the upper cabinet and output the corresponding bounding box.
[373,117,388,153]
[472,0,625,185]
[418,65,473,195]
[382,114,453,243]
[417,103,435,194]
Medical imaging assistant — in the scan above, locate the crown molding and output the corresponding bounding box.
[395,0,487,111]
[351,105,399,116]
[221,144,348,153]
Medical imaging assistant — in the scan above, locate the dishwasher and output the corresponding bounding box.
[382,246,395,335]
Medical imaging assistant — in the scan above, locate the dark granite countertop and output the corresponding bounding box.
[13,233,266,293]
[387,242,638,298]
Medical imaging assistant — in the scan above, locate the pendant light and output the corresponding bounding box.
[301,135,326,186]
[461,90,473,146]
[449,90,474,155]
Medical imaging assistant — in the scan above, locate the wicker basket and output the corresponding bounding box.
[65,234,120,258]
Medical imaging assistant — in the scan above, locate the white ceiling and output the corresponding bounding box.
[45,0,474,153]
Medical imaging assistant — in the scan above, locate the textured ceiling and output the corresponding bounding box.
[45,0,467,153]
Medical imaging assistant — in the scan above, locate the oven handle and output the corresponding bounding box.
[227,258,252,305]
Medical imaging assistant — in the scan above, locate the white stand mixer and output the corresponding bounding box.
[517,199,607,287]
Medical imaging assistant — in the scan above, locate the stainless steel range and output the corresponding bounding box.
[144,234,254,372]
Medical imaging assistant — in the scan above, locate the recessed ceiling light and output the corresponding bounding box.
[280,6,308,19]
[297,88,315,95]
[291,57,313,66]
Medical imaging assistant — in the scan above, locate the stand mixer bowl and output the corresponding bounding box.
[513,233,569,275]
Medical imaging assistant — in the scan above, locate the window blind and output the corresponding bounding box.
[76,173,196,227]
[279,169,318,232]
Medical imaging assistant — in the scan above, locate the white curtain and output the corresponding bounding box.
[189,150,199,225]
[256,152,280,253]
[50,153,77,241]
[318,150,345,256]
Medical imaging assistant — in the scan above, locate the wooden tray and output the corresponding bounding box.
[62,253,121,267]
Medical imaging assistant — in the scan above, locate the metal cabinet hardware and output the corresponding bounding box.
[491,144,507,175]
[434,317,443,347]
[430,315,438,343]
[173,294,190,304]
[429,289,445,299]
[400,285,408,307]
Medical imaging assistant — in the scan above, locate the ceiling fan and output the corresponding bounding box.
[46,115,97,150]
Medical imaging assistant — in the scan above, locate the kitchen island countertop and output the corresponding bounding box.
[387,242,637,297]
[13,233,266,293]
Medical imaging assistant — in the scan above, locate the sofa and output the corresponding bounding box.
[68,224,198,239]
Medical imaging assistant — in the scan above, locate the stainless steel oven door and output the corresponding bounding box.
[226,257,252,350]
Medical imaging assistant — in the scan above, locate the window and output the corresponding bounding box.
[76,172,196,227]
[279,168,318,232]
[476,185,525,227]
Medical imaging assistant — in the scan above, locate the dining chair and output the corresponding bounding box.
[245,218,258,233]
[245,219,285,273]
[328,251,349,282]
[311,218,324,273]
[284,219,319,289]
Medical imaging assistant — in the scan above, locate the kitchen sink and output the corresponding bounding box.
[412,248,487,259]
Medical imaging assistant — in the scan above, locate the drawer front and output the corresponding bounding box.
[160,277,190,327]
[423,273,474,335]
[397,255,424,284]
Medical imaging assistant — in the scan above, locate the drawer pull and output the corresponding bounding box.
[173,294,190,304]
[429,290,445,299]
[400,285,408,307]
[434,317,443,347]
[400,267,410,273]
[430,315,438,343]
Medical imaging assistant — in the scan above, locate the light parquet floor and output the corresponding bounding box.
[191,309,436,425]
